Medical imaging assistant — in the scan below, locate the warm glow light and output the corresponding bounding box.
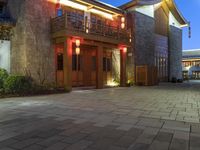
[121,23,125,29]
[48,0,114,20]
[60,0,87,11]
[123,47,127,53]
[90,8,113,20]
[107,80,119,87]
[75,39,81,47]
[76,47,80,55]
[121,17,125,23]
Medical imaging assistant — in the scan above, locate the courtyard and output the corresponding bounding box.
[0,82,200,150]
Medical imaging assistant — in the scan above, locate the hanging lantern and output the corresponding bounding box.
[86,29,89,34]
[121,16,126,29]
[76,47,80,55]
[121,23,125,29]
[121,17,125,23]
[123,47,127,53]
[75,39,81,47]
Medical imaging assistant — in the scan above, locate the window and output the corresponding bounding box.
[57,53,63,71]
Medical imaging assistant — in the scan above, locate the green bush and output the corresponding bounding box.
[0,68,9,89]
[4,75,33,94]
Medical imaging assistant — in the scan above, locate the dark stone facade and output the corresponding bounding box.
[133,12,155,66]
[7,0,56,84]
[155,34,168,81]
[169,25,183,80]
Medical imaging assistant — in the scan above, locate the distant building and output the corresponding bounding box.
[182,49,200,79]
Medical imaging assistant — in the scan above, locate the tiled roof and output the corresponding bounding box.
[183,49,200,59]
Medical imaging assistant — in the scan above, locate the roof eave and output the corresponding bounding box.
[166,0,188,27]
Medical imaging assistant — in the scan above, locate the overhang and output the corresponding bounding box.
[120,0,188,27]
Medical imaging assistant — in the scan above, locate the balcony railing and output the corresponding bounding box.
[51,13,130,43]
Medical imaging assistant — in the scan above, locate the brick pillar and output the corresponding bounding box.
[96,46,103,89]
[120,50,127,87]
[63,37,72,91]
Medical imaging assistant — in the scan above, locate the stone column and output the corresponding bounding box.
[96,46,103,89]
[120,50,127,87]
[169,26,183,80]
[63,37,72,91]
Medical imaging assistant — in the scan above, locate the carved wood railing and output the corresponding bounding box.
[51,13,131,42]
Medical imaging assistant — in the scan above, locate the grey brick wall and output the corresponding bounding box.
[155,34,168,81]
[169,25,183,80]
[8,0,56,85]
[133,12,155,66]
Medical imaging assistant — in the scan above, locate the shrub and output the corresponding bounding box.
[4,75,33,94]
[0,68,9,89]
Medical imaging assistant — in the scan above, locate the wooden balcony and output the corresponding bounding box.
[51,14,131,45]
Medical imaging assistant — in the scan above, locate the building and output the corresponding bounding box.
[121,0,187,82]
[0,0,187,91]
[182,49,200,80]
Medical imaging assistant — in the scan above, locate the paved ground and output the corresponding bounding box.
[1,82,200,150]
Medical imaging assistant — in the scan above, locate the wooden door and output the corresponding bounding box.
[103,50,112,85]
[83,49,96,86]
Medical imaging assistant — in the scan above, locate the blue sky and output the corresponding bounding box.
[101,0,199,50]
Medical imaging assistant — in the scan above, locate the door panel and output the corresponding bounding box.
[72,46,96,87]
[103,50,112,85]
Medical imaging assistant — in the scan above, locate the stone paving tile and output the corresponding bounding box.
[0,83,200,149]
[136,118,164,128]
[9,138,42,149]
[22,144,45,150]
[162,121,191,132]
[44,142,70,150]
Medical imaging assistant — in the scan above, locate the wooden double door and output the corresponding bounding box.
[72,48,96,87]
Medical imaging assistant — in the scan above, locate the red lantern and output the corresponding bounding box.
[123,47,127,53]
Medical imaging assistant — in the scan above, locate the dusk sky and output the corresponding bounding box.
[101,0,200,50]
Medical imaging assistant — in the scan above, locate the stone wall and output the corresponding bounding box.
[7,0,56,85]
[155,34,169,81]
[133,12,155,66]
[169,25,183,80]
